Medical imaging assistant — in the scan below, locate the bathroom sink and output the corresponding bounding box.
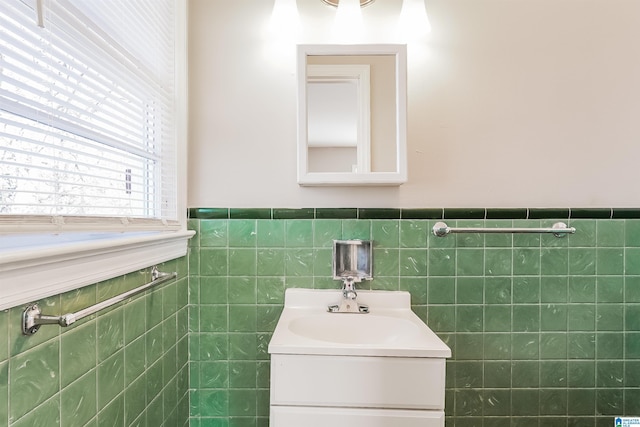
[268,288,451,357]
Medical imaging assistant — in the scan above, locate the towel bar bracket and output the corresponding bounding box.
[21,266,176,336]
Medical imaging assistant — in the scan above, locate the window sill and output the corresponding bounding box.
[0,229,195,311]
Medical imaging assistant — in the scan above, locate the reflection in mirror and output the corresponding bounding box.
[297,44,407,186]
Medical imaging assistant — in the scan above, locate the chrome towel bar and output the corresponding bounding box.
[432,221,576,238]
[22,266,177,335]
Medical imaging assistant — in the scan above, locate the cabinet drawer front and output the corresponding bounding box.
[270,354,446,410]
[271,406,444,427]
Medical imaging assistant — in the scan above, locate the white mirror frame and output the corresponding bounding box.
[297,44,408,186]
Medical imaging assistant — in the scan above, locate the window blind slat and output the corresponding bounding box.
[0,0,177,221]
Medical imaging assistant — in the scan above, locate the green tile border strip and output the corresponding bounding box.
[188,207,638,220]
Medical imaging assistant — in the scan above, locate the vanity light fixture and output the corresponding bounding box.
[332,0,364,41]
[321,0,375,6]
[398,0,431,38]
[269,0,300,36]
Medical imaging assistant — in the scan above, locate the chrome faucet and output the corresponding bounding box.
[328,277,369,314]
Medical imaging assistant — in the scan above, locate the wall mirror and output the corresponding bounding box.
[297,44,407,186]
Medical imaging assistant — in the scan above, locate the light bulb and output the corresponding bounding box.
[398,0,431,41]
[333,0,364,42]
[268,0,300,39]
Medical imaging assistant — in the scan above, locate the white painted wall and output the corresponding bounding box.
[188,0,640,208]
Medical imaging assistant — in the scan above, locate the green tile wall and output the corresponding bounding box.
[188,209,640,427]
[0,258,190,427]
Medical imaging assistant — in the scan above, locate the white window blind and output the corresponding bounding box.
[0,0,178,228]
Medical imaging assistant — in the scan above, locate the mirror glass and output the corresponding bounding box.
[297,44,407,186]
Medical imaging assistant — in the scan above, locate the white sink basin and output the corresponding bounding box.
[268,288,451,357]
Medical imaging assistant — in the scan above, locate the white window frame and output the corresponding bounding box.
[0,0,193,311]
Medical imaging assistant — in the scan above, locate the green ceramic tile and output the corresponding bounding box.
[484,278,512,304]
[97,307,124,363]
[484,249,512,276]
[484,306,511,332]
[529,209,569,219]
[540,248,569,275]
[342,219,371,239]
[625,304,640,330]
[455,333,484,360]
[10,340,59,421]
[146,324,163,365]
[456,306,483,332]
[568,248,596,275]
[60,322,96,387]
[200,361,229,388]
[125,336,146,383]
[272,208,314,219]
[200,333,229,360]
[625,276,640,303]
[228,220,257,247]
[541,276,568,303]
[454,389,483,416]
[256,220,285,247]
[190,208,229,219]
[428,248,456,276]
[511,333,539,359]
[229,361,256,388]
[62,370,97,427]
[373,248,399,276]
[312,219,341,247]
[596,360,623,387]
[625,248,640,274]
[483,333,511,359]
[567,332,596,359]
[200,220,228,247]
[540,304,567,331]
[284,220,313,247]
[145,360,163,403]
[228,277,256,304]
[200,249,229,276]
[228,334,257,360]
[540,333,567,359]
[399,249,427,276]
[427,305,455,332]
[228,249,257,276]
[539,360,567,387]
[512,361,539,387]
[256,306,281,333]
[596,332,623,359]
[456,249,484,276]
[229,390,257,416]
[370,220,399,249]
[229,306,256,332]
[512,276,540,303]
[399,221,428,248]
[315,208,357,219]
[11,396,60,427]
[428,277,455,304]
[568,277,596,303]
[229,209,271,220]
[201,277,229,304]
[596,248,624,275]
[567,360,595,387]
[596,220,625,247]
[511,389,539,416]
[123,296,147,344]
[312,248,333,278]
[200,306,228,333]
[540,389,567,415]
[567,388,595,415]
[444,208,485,219]
[401,208,443,220]
[454,361,483,388]
[456,278,483,304]
[284,249,314,276]
[98,394,124,427]
[483,361,511,388]
[0,361,6,425]
[513,248,541,275]
[512,305,539,332]
[256,278,285,304]
[359,208,401,219]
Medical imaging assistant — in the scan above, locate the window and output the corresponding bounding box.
[0,0,191,310]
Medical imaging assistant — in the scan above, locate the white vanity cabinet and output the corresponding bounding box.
[270,354,447,426]
[268,289,451,427]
